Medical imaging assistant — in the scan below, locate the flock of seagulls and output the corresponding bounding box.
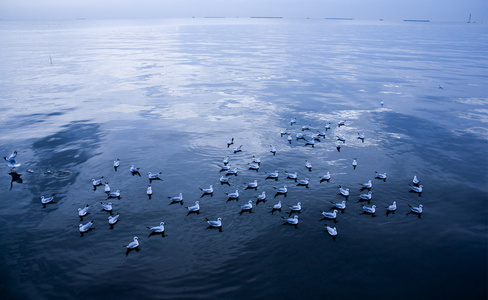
[4,110,425,256]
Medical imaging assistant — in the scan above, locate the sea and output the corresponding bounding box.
[0,18,487,300]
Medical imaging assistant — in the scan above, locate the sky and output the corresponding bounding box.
[0,0,486,22]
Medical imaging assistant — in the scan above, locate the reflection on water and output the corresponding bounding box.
[0,19,487,299]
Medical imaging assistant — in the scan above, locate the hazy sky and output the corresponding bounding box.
[1,0,486,22]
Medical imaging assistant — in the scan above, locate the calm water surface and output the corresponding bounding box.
[0,18,487,299]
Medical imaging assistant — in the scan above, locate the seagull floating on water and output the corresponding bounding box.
[305,160,312,171]
[244,180,258,189]
[285,171,298,181]
[147,185,153,198]
[40,194,56,205]
[108,213,120,225]
[4,150,21,169]
[321,210,338,220]
[206,217,222,230]
[219,164,230,172]
[289,202,301,213]
[352,158,358,169]
[79,221,94,234]
[130,165,141,176]
[125,236,139,249]
[387,201,397,212]
[113,158,120,171]
[362,204,376,214]
[361,180,373,190]
[78,204,90,218]
[325,123,331,131]
[240,200,253,214]
[265,170,279,180]
[290,118,296,125]
[91,177,104,189]
[410,185,423,194]
[248,163,260,171]
[336,135,346,143]
[335,142,341,152]
[269,145,276,155]
[325,224,337,237]
[412,175,420,186]
[330,200,346,210]
[408,204,423,214]
[375,171,387,181]
[282,215,299,227]
[338,120,346,127]
[104,182,111,193]
[148,172,162,181]
[256,191,266,203]
[226,168,238,176]
[147,222,165,234]
[186,201,200,215]
[320,172,331,182]
[252,155,261,165]
[359,191,373,201]
[225,190,239,200]
[227,138,234,148]
[296,133,306,141]
[280,129,288,137]
[107,190,121,199]
[297,178,309,188]
[338,185,350,197]
[287,135,292,143]
[233,145,242,153]
[304,139,315,147]
[223,156,230,165]
[301,124,311,131]
[219,176,230,185]
[273,185,287,196]
[272,200,282,213]
[168,193,183,205]
[200,185,213,195]
[101,202,113,212]
[357,133,365,142]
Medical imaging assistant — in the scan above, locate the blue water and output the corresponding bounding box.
[0,18,487,299]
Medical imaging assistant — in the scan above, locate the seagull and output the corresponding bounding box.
[226,168,238,176]
[317,130,326,138]
[219,176,230,185]
[336,135,346,143]
[338,185,349,197]
[147,185,153,198]
[4,150,20,168]
[186,201,200,214]
[200,185,213,195]
[357,133,365,142]
[147,222,165,233]
[330,200,346,210]
[410,185,423,194]
[325,123,331,131]
[269,145,277,155]
[325,224,337,237]
[124,236,140,249]
[101,202,113,212]
[381,100,384,107]
[301,124,311,131]
[244,180,258,189]
[265,170,279,180]
[282,215,299,226]
[305,160,312,171]
[225,190,239,200]
[78,204,90,218]
[408,204,423,214]
[285,171,298,181]
[387,201,397,212]
[362,204,376,214]
[311,134,321,142]
[412,175,420,186]
[248,163,260,171]
[130,165,141,176]
[108,213,120,225]
[233,145,242,153]
[40,194,55,205]
[107,190,121,199]
[272,200,282,213]
[223,156,230,165]
[290,118,297,125]
[91,177,104,188]
[113,158,120,171]
[104,182,111,193]
[227,138,234,148]
[256,191,266,203]
[296,133,306,140]
[273,185,288,196]
[79,221,94,234]
[206,217,222,228]
[359,191,373,201]
[289,202,301,213]
[287,135,292,143]
[252,155,261,164]
[148,172,162,181]
[168,193,183,205]
[280,129,288,137]
[219,164,230,172]
[239,200,253,214]
[338,120,346,127]
[335,142,341,152]
[304,139,315,147]
[321,210,338,220]
[375,171,387,181]
[297,178,309,188]
[361,180,373,190]
[320,172,331,182]
[352,158,358,169]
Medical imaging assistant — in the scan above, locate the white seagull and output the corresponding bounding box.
[265,170,279,180]
[338,120,346,127]
[320,172,331,182]
[233,145,242,153]
[338,186,350,197]
[269,145,277,155]
[248,163,260,171]
[361,180,373,189]
[91,177,104,187]
[226,190,239,200]
[325,224,337,236]
[245,180,258,189]
[223,156,230,165]
[360,191,373,201]
[108,213,120,225]
[200,185,214,194]
[362,205,376,214]
[168,193,183,203]
[336,135,346,143]
[104,182,111,193]
[78,204,90,217]
[147,222,165,233]
[252,155,261,164]
[387,201,397,212]
[330,200,346,210]
[305,160,312,170]
[113,158,120,169]
[101,202,113,212]
[125,236,139,249]
[321,210,338,219]
[375,172,387,180]
[352,158,358,169]
[227,138,234,147]
[240,200,253,211]
[79,221,94,233]
[147,185,153,196]
[409,204,423,214]
[289,202,301,212]
[107,190,121,199]
[274,185,288,194]
[257,191,266,202]
[412,175,420,186]
[186,201,200,213]
[282,215,299,225]
[148,172,162,180]
[226,168,238,176]
[410,185,423,193]
[206,217,222,228]
[297,178,309,187]
[285,171,298,180]
[219,176,230,184]
[40,194,55,205]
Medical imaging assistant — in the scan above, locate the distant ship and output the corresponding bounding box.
[468,13,471,23]
[403,19,430,22]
